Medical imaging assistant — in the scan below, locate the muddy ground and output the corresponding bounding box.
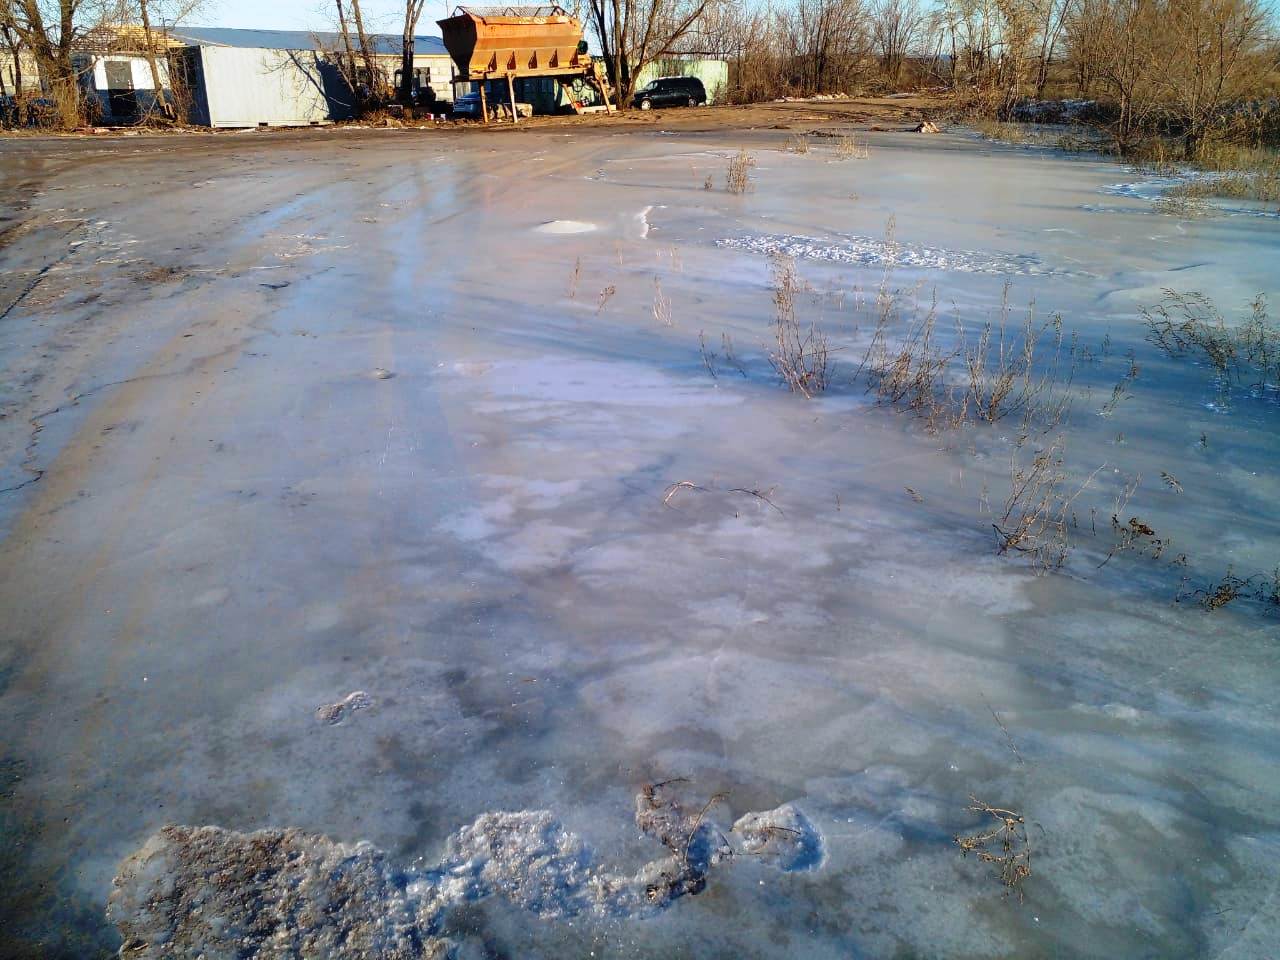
[1,103,1278,959]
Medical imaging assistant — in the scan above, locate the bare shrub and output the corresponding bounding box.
[956,798,1033,901]
[726,150,757,194]
[767,255,828,397]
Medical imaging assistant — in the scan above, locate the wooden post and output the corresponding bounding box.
[506,73,518,124]
[479,81,488,125]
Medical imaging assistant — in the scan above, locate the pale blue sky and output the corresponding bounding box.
[199,0,457,34]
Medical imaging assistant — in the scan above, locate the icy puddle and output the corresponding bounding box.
[1,126,1278,960]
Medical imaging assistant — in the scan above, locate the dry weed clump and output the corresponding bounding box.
[1166,168,1280,205]
[971,119,1033,144]
[959,290,1075,430]
[653,277,673,327]
[955,797,1033,900]
[568,257,582,298]
[1144,289,1278,389]
[783,134,811,154]
[994,437,1101,573]
[858,286,956,426]
[1178,567,1280,613]
[834,134,870,160]
[699,331,748,381]
[662,479,783,516]
[1153,192,1213,218]
[767,255,829,397]
[726,150,757,194]
[597,285,617,314]
[852,282,1074,437]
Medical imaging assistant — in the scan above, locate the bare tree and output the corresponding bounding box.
[331,0,384,112]
[1155,0,1271,157]
[775,0,875,95]
[871,0,922,88]
[1092,0,1163,151]
[398,0,427,105]
[0,18,23,103]
[1,0,93,126]
[1030,0,1072,97]
[588,0,717,103]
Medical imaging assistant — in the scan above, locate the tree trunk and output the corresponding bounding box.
[137,0,174,119]
[334,0,361,107]
[612,0,625,100]
[399,0,426,105]
[349,0,380,103]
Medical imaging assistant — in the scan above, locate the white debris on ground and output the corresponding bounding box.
[107,785,826,958]
[716,232,1068,276]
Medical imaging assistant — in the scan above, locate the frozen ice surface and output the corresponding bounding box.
[1,126,1279,958]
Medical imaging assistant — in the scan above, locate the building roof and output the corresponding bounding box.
[170,27,448,56]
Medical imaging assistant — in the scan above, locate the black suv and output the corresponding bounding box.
[632,76,707,111]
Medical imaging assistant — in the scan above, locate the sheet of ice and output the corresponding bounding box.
[1,124,1278,960]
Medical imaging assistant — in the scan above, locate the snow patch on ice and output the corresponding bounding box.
[717,233,1071,277]
[536,220,597,234]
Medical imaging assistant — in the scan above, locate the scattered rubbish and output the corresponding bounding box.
[915,120,941,134]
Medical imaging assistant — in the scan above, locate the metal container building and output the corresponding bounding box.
[181,45,346,128]
[172,28,455,127]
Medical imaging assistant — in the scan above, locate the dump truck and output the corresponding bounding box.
[437,4,612,122]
